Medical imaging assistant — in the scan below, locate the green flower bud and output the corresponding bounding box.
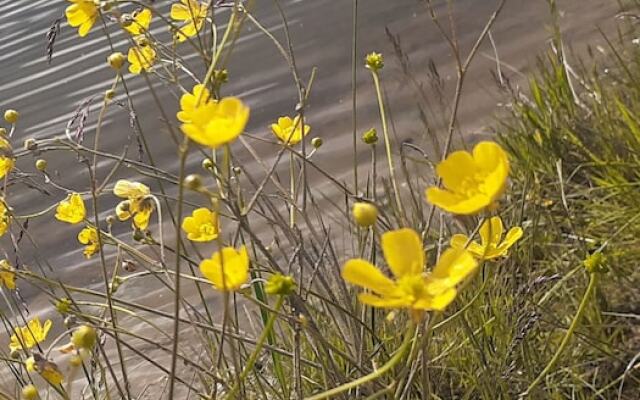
[183,174,203,191]
[71,325,97,350]
[105,89,116,100]
[583,252,608,273]
[35,159,47,171]
[4,109,19,124]
[311,137,323,149]
[365,52,384,72]
[24,138,37,151]
[265,273,296,295]
[107,52,126,70]
[362,128,378,145]
[213,69,228,84]
[55,298,72,314]
[202,158,214,171]
[353,202,378,227]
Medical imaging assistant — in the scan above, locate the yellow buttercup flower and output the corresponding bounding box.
[270,116,310,145]
[426,141,510,215]
[128,38,156,74]
[113,180,154,230]
[0,200,10,237]
[0,136,14,180]
[341,228,477,312]
[123,8,152,35]
[178,85,250,148]
[9,317,52,352]
[65,0,98,37]
[170,0,209,42]
[78,226,100,258]
[450,217,523,260]
[26,355,64,386]
[182,208,219,242]
[55,193,86,224]
[0,260,16,290]
[200,246,249,291]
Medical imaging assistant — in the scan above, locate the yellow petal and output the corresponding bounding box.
[200,246,249,291]
[358,292,410,308]
[431,248,478,287]
[341,259,396,296]
[381,228,424,278]
[170,3,190,20]
[480,217,503,247]
[425,187,491,215]
[113,180,150,199]
[496,226,523,255]
[436,150,476,191]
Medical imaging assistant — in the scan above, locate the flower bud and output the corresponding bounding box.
[362,128,378,145]
[107,52,126,70]
[21,384,38,400]
[232,166,242,175]
[183,174,203,191]
[583,252,608,273]
[202,158,214,171]
[10,349,20,359]
[4,109,19,124]
[213,69,228,84]
[365,52,384,72]
[105,89,116,100]
[352,202,378,227]
[265,273,296,295]
[120,13,133,27]
[132,229,144,242]
[55,298,72,314]
[311,137,323,149]
[24,138,37,151]
[35,159,47,171]
[106,215,116,225]
[71,325,97,350]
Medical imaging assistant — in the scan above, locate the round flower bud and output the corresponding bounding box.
[213,69,228,84]
[133,229,144,242]
[362,128,378,145]
[55,298,72,314]
[71,325,97,350]
[107,52,126,70]
[183,174,203,191]
[120,13,133,27]
[202,158,214,171]
[10,349,20,359]
[105,89,116,100]
[106,215,116,225]
[35,159,47,171]
[21,384,38,400]
[4,109,19,124]
[365,52,384,72]
[265,274,296,295]
[24,138,38,151]
[352,202,378,227]
[311,137,323,149]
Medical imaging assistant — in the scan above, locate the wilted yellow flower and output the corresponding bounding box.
[127,39,156,74]
[113,180,154,230]
[0,200,9,237]
[170,0,209,42]
[9,318,52,352]
[65,0,98,37]
[55,193,86,224]
[182,208,219,242]
[341,228,477,312]
[78,227,100,258]
[26,355,64,386]
[426,141,510,215]
[200,246,249,291]
[178,85,250,148]
[0,260,16,290]
[0,135,15,179]
[123,8,152,35]
[270,116,310,145]
[450,217,523,260]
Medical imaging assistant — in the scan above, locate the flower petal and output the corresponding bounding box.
[431,248,478,287]
[480,216,503,247]
[381,228,424,278]
[436,150,476,191]
[341,259,396,296]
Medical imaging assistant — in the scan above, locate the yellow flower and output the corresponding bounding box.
[123,8,152,35]
[9,318,52,352]
[178,85,250,149]
[127,39,156,74]
[341,228,477,312]
[0,200,9,237]
[182,208,219,242]
[450,217,523,260]
[55,193,86,224]
[26,355,64,386]
[170,0,209,42]
[426,141,510,215]
[270,116,311,145]
[0,260,16,290]
[65,0,98,37]
[0,136,14,179]
[113,180,154,230]
[200,246,249,291]
[78,227,100,258]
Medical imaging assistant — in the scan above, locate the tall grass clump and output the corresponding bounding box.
[0,0,638,399]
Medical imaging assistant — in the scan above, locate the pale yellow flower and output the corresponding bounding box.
[182,208,219,242]
[0,200,10,237]
[270,116,310,145]
[55,193,86,224]
[200,246,249,291]
[450,217,523,260]
[123,8,152,35]
[0,135,14,179]
[170,0,209,42]
[65,0,98,37]
[9,317,52,352]
[128,38,156,74]
[78,226,100,258]
[113,180,154,230]
[0,260,16,290]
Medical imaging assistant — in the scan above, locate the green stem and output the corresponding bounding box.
[370,71,404,222]
[224,295,285,399]
[305,321,416,400]
[523,272,598,397]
